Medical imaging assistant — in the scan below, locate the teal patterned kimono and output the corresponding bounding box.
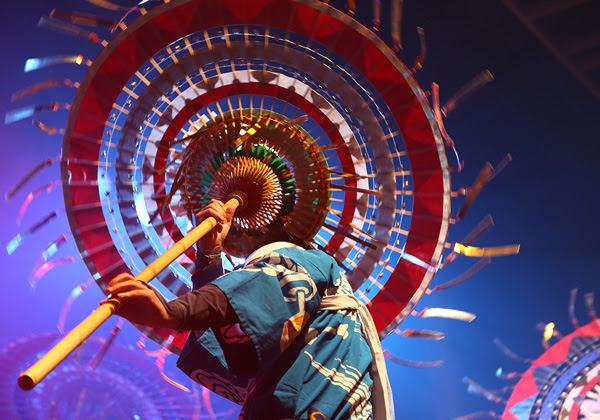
[177,246,374,419]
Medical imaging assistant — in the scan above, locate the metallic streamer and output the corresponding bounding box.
[5,156,59,200]
[29,234,69,290]
[38,16,106,45]
[29,257,76,290]
[463,377,505,404]
[453,243,520,258]
[495,367,521,380]
[443,70,494,116]
[568,288,580,329]
[88,319,123,369]
[487,154,512,183]
[414,307,476,322]
[50,9,117,27]
[395,329,445,340]
[383,349,443,368]
[16,180,61,226]
[24,55,91,72]
[456,162,492,221]
[41,235,68,261]
[6,211,59,255]
[493,338,532,364]
[86,0,131,11]
[429,257,490,293]
[156,352,190,392]
[138,337,190,391]
[455,411,501,420]
[346,0,356,14]
[443,215,494,266]
[391,0,404,51]
[412,27,426,72]
[539,322,562,349]
[12,78,79,102]
[431,83,456,150]
[192,385,202,420]
[32,119,65,135]
[584,292,597,319]
[202,387,217,420]
[372,0,381,31]
[5,102,70,124]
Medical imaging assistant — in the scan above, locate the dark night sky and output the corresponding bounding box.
[0,1,599,419]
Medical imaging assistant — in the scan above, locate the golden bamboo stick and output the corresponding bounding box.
[18,195,244,391]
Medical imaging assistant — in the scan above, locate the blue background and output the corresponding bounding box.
[0,1,598,418]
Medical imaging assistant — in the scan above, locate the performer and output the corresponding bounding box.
[106,200,392,420]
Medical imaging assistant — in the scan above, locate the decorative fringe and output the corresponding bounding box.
[584,292,597,319]
[431,83,455,148]
[138,337,190,392]
[413,307,476,322]
[487,154,512,183]
[429,257,490,293]
[57,277,94,333]
[372,0,381,31]
[5,156,60,200]
[32,119,65,135]
[38,16,106,45]
[432,82,463,171]
[463,377,506,404]
[395,329,445,340]
[538,322,563,349]
[12,79,79,102]
[383,349,443,368]
[17,180,61,226]
[495,367,521,380]
[453,243,520,258]
[24,55,92,72]
[456,163,492,220]
[412,27,426,72]
[493,338,532,364]
[390,0,403,51]
[30,235,69,288]
[86,0,131,11]
[454,411,501,420]
[50,8,117,27]
[6,211,59,255]
[569,288,580,330]
[346,0,356,15]
[443,70,494,116]
[5,103,70,124]
[29,257,76,290]
[457,154,512,220]
[88,319,123,369]
[443,215,494,266]
[202,387,216,420]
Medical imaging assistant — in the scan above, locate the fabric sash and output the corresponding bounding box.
[319,294,394,420]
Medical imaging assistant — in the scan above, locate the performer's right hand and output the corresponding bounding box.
[195,199,236,253]
[103,273,179,328]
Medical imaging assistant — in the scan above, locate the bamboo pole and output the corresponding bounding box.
[18,194,245,390]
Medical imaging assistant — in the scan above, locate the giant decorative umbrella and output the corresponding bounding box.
[6,0,517,391]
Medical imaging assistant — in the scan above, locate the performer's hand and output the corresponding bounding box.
[196,199,236,253]
[103,273,179,329]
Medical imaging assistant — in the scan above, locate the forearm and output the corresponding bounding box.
[153,284,239,331]
[191,247,225,290]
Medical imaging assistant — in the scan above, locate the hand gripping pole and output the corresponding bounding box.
[18,193,246,390]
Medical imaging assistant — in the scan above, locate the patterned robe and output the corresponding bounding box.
[177,246,374,420]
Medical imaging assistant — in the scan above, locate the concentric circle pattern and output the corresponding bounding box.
[504,320,600,420]
[0,333,237,419]
[62,0,450,351]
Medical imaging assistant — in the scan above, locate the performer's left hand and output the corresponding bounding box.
[103,273,179,328]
